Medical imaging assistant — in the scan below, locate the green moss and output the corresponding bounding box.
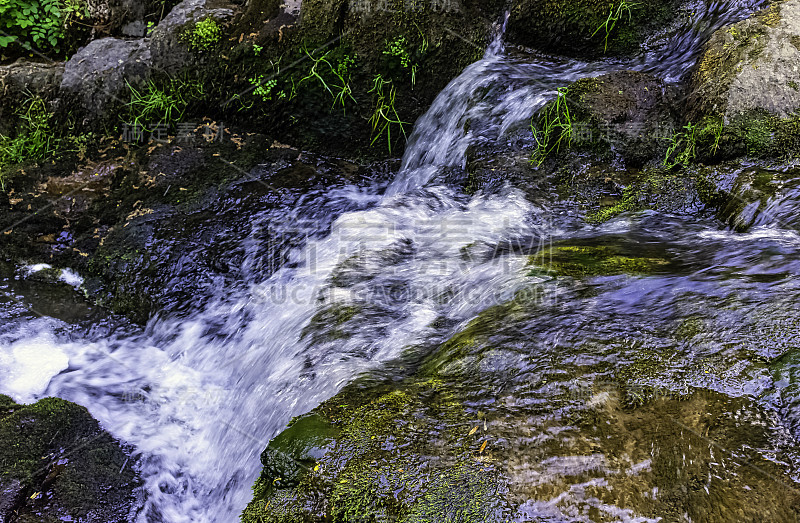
[700,110,800,161]
[0,395,18,420]
[529,244,669,277]
[183,17,223,52]
[259,413,340,488]
[402,464,504,523]
[0,398,92,484]
[674,316,704,341]
[585,184,640,223]
[244,377,506,522]
[240,489,308,523]
[584,169,690,223]
[0,397,138,520]
[301,303,362,341]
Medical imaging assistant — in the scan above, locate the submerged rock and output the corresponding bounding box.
[247,316,800,522]
[528,242,670,277]
[0,396,140,522]
[242,381,510,522]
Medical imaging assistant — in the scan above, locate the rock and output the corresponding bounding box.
[104,0,182,37]
[242,383,510,523]
[246,0,506,156]
[245,262,800,521]
[148,0,236,74]
[533,70,680,168]
[259,413,340,487]
[690,2,800,120]
[59,0,235,128]
[60,38,152,126]
[0,62,64,136]
[506,0,680,57]
[698,163,800,231]
[0,396,140,522]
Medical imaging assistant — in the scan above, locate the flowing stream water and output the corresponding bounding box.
[3,0,798,521]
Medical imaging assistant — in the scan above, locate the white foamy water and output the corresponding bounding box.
[0,331,69,404]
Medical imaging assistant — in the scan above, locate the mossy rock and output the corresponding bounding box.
[531,71,679,169]
[259,413,340,487]
[529,242,670,277]
[695,109,800,162]
[0,397,139,522]
[243,380,510,522]
[217,0,505,158]
[301,304,362,342]
[689,2,800,122]
[685,2,800,162]
[506,0,681,57]
[580,167,703,223]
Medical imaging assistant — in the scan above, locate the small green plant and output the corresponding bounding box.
[383,33,425,85]
[662,122,698,168]
[0,96,57,190]
[249,61,289,103]
[592,0,639,53]
[182,17,222,52]
[125,77,204,131]
[384,36,412,68]
[331,53,357,110]
[0,0,87,54]
[368,74,408,153]
[297,47,356,112]
[249,76,281,102]
[701,118,724,156]
[530,86,574,167]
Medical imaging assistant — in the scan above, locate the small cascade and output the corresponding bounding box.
[0,1,775,521]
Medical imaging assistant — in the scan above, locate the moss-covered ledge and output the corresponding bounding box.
[242,380,509,522]
[0,395,140,522]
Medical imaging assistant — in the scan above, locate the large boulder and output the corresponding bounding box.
[690,1,800,120]
[529,70,680,168]
[685,1,800,161]
[60,38,151,126]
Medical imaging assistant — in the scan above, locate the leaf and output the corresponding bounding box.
[468,426,478,436]
[479,440,487,453]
